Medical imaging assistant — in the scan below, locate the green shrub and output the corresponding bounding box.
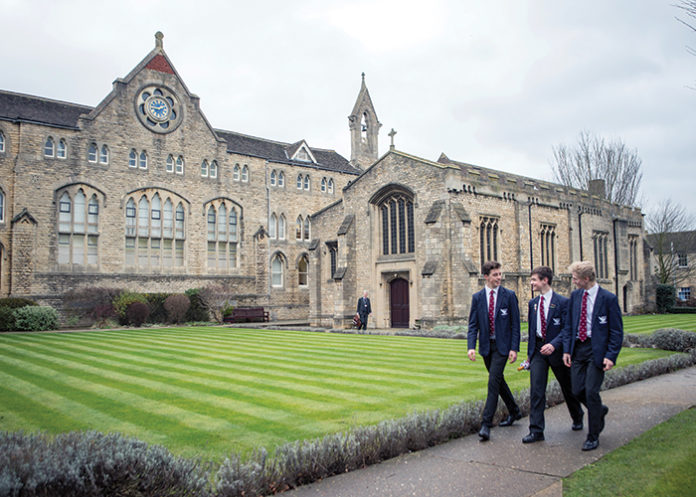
[0,297,38,309]
[145,293,172,324]
[12,306,59,331]
[113,291,148,322]
[221,303,235,318]
[656,284,676,314]
[0,306,16,332]
[126,302,150,327]
[63,287,121,325]
[185,288,209,322]
[0,298,39,331]
[164,294,191,324]
[651,328,696,352]
[0,431,209,497]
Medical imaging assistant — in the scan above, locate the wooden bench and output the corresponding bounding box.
[223,307,269,323]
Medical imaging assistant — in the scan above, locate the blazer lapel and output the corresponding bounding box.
[530,296,538,330]
[481,289,491,334]
[573,291,582,332]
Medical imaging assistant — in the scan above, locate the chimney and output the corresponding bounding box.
[588,179,605,199]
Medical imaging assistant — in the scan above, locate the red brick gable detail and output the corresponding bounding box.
[145,54,174,74]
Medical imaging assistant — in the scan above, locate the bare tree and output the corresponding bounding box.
[675,0,696,88]
[551,131,643,207]
[645,199,696,286]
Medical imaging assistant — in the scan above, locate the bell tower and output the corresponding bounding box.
[349,73,382,170]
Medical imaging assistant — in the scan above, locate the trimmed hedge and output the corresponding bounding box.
[0,431,209,497]
[624,328,696,353]
[668,306,696,314]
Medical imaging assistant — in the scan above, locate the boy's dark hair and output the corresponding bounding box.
[531,266,554,286]
[482,260,501,276]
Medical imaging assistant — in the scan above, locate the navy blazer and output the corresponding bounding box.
[468,286,520,356]
[562,286,623,368]
[528,292,569,366]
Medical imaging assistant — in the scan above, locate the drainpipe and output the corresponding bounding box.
[265,161,271,297]
[528,199,534,273]
[612,218,619,298]
[578,208,584,261]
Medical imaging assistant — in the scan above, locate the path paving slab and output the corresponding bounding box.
[281,366,696,497]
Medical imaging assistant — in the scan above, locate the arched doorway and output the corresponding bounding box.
[390,278,409,328]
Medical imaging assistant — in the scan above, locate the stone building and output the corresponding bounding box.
[0,33,648,326]
[0,33,360,319]
[645,231,696,303]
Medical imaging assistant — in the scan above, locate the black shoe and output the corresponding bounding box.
[522,432,545,443]
[499,412,522,427]
[572,421,584,431]
[478,425,490,441]
[599,405,609,433]
[582,437,599,451]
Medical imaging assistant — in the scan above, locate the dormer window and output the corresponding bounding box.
[291,142,316,163]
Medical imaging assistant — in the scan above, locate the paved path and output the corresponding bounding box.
[281,366,696,497]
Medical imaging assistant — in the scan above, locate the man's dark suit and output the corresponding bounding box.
[468,286,521,427]
[562,285,623,439]
[357,296,371,330]
[527,292,583,435]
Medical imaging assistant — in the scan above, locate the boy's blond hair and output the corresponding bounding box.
[569,261,596,281]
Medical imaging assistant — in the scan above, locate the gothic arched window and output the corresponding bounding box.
[57,188,100,267]
[44,137,55,157]
[479,217,499,272]
[374,188,414,256]
[271,253,284,287]
[57,139,67,159]
[298,254,309,286]
[125,190,186,270]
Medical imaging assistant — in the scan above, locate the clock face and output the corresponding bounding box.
[146,96,170,122]
[135,85,181,133]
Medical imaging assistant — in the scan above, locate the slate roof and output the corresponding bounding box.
[0,90,92,129]
[215,129,360,175]
[646,231,696,253]
[0,89,360,176]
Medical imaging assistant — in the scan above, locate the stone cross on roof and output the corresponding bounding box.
[388,128,397,149]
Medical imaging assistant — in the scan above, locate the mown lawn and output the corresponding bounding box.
[0,327,676,461]
[519,313,696,335]
[564,407,696,497]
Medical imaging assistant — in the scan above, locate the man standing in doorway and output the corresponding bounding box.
[357,290,372,330]
[468,261,522,441]
[523,266,583,444]
[562,261,623,451]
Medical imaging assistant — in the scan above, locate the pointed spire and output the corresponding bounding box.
[155,31,164,50]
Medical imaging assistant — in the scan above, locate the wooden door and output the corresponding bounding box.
[390,278,409,328]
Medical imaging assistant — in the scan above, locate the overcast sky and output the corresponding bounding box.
[2,0,694,218]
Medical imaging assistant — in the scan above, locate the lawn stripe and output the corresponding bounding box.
[36,332,468,389]
[0,369,164,443]
[14,334,455,405]
[0,344,337,437]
